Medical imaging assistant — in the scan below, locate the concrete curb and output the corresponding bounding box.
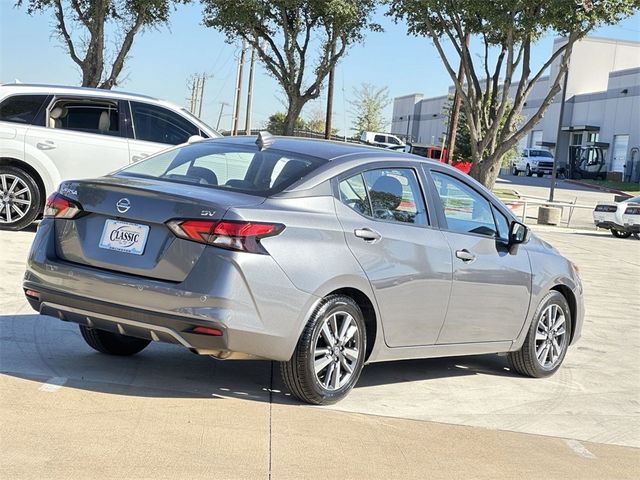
[564,179,632,197]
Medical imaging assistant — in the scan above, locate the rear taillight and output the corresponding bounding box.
[43,193,83,219]
[167,219,284,254]
[595,205,617,213]
[624,206,640,215]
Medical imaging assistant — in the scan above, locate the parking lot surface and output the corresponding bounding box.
[1,226,639,479]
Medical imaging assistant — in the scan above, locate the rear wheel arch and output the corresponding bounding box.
[327,287,377,361]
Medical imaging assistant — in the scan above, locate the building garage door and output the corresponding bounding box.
[611,135,629,173]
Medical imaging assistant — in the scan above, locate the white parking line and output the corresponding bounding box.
[38,377,68,392]
[565,439,596,459]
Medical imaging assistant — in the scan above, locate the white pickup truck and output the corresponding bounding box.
[512,148,555,177]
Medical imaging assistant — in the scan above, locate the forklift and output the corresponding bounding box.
[568,143,608,180]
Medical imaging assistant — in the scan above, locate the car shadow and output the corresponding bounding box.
[1,313,517,405]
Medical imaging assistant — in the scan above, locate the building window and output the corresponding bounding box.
[571,133,583,146]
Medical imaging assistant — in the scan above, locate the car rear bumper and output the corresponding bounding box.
[24,220,317,361]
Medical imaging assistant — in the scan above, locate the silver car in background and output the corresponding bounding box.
[23,135,584,404]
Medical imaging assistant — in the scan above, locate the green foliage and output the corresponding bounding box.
[349,83,391,135]
[389,0,639,188]
[203,0,381,134]
[265,112,305,135]
[304,108,338,135]
[17,0,190,88]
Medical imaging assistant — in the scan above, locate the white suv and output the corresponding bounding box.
[0,84,220,230]
[512,148,555,177]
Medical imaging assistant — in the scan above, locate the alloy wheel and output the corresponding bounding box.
[313,311,361,390]
[0,174,32,224]
[535,303,567,369]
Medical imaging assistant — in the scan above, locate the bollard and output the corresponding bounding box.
[537,205,562,225]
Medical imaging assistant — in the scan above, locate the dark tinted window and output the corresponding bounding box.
[362,168,428,225]
[432,172,497,237]
[0,95,48,125]
[51,100,120,136]
[374,134,386,143]
[529,149,553,158]
[387,136,401,145]
[130,101,199,145]
[339,174,372,216]
[118,142,325,196]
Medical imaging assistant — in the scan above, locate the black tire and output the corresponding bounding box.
[525,165,532,177]
[280,295,367,405]
[512,166,519,176]
[0,165,42,231]
[537,172,544,178]
[79,325,150,356]
[508,291,572,378]
[633,233,639,240]
[611,229,632,239]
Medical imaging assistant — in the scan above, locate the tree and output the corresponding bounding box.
[442,95,521,166]
[349,83,391,135]
[203,1,381,135]
[389,0,639,188]
[304,107,338,135]
[265,112,305,134]
[18,0,189,89]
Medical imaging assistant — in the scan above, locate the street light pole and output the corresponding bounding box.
[550,54,570,202]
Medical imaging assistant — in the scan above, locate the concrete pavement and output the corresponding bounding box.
[1,226,639,479]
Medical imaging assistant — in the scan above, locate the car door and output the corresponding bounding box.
[426,168,531,344]
[126,101,202,163]
[334,165,453,347]
[24,96,130,180]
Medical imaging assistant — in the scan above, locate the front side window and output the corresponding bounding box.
[117,142,324,196]
[49,99,120,136]
[492,205,510,240]
[0,95,49,126]
[363,168,428,225]
[431,171,497,237]
[130,101,199,145]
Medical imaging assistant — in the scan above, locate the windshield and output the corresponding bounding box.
[116,141,326,196]
[529,150,553,158]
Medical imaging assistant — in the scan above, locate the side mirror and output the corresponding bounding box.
[187,135,205,144]
[509,221,530,246]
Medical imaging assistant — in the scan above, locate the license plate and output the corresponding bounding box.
[99,219,149,255]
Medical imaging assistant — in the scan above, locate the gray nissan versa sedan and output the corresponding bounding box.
[23,134,584,404]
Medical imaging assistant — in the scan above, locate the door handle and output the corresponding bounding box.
[455,249,476,262]
[132,153,149,162]
[354,228,381,242]
[36,140,56,150]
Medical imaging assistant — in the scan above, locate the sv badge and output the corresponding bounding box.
[201,210,216,217]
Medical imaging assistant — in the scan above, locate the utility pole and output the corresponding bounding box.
[244,47,256,136]
[231,41,247,136]
[189,76,198,114]
[197,72,206,118]
[324,43,337,140]
[217,102,229,131]
[549,54,571,202]
[446,32,470,164]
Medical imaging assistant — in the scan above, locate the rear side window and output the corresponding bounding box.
[49,100,121,136]
[363,168,428,225]
[431,171,497,237]
[374,135,386,143]
[339,174,372,216]
[0,95,48,126]
[117,142,325,196]
[130,101,199,145]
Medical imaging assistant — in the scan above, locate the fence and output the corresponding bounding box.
[502,194,594,227]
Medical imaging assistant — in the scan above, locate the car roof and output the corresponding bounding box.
[210,135,439,165]
[0,83,162,103]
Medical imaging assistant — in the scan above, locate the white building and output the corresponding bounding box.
[391,37,640,181]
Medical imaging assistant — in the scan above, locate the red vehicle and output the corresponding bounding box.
[407,143,472,174]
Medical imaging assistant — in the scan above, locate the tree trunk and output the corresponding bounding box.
[469,153,502,190]
[283,97,304,136]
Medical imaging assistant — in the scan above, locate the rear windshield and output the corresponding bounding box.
[116,141,326,196]
[529,149,553,158]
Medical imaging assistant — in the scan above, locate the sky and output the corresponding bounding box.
[1,2,639,136]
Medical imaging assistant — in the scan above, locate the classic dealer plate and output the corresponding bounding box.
[99,219,150,255]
